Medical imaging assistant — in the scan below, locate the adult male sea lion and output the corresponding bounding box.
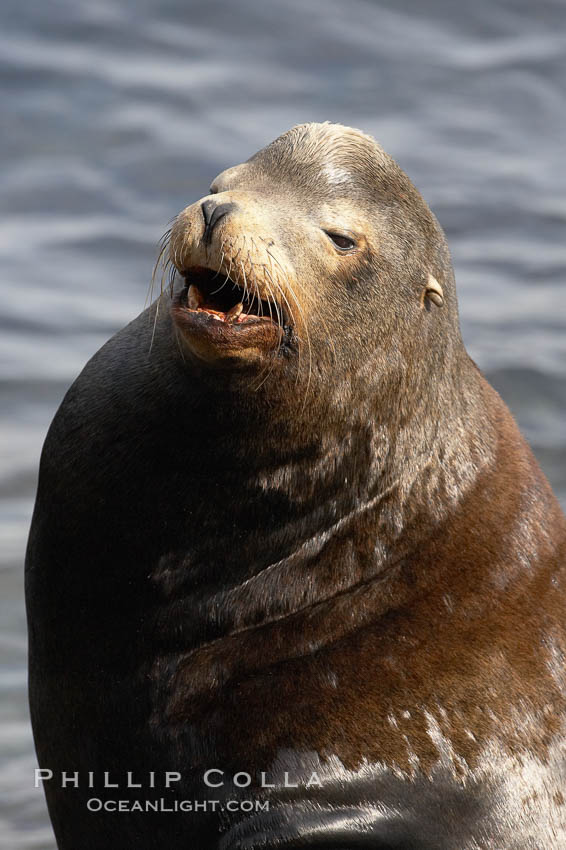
[26,123,566,849]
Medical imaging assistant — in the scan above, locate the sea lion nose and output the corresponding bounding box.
[201,199,237,244]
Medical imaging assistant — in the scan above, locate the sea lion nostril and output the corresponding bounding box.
[201,200,237,244]
[201,198,216,227]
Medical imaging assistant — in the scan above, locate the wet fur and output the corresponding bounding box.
[26,123,566,848]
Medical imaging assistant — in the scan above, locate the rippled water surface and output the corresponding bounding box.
[1,0,565,845]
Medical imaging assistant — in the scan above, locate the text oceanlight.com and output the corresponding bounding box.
[86,798,270,813]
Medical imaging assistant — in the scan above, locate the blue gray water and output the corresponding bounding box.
[1,0,565,846]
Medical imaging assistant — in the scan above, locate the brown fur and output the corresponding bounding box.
[27,123,566,849]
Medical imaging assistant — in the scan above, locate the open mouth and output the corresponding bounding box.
[179,267,288,328]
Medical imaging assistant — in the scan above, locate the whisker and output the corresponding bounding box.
[148,229,172,310]
[265,247,312,401]
[265,238,336,384]
[149,294,160,356]
[214,241,227,280]
[167,262,177,298]
[209,279,229,296]
[239,260,249,305]
[250,263,293,392]
[172,323,187,364]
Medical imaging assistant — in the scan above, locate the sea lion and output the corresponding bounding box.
[26,123,566,849]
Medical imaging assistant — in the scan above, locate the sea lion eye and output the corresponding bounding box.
[325,231,356,251]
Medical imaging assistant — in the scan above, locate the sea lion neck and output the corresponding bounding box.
[148,334,493,661]
[146,350,499,720]
[164,298,488,538]
[167,321,477,487]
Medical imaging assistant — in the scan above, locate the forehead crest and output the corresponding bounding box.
[253,122,391,188]
[279,122,389,169]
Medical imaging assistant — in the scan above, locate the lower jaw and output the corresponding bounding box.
[170,300,285,365]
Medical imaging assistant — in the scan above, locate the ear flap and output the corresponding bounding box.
[423,274,444,308]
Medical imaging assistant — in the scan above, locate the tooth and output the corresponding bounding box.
[226,302,244,323]
[187,285,202,309]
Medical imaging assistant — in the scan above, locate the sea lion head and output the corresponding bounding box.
[168,122,463,414]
